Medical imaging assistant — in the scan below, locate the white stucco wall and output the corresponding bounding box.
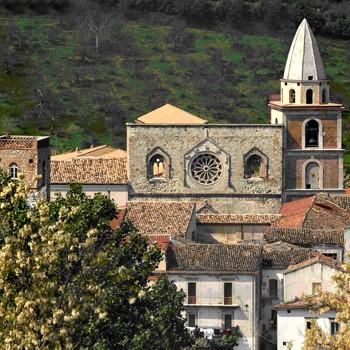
[167,273,258,350]
[284,263,337,302]
[277,309,336,350]
[50,184,128,207]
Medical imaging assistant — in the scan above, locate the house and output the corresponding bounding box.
[166,243,262,350]
[276,255,340,349]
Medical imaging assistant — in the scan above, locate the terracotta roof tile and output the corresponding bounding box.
[265,227,344,247]
[52,145,126,160]
[136,104,207,124]
[126,201,195,237]
[263,242,315,267]
[166,244,262,273]
[51,158,128,184]
[329,195,350,211]
[197,214,282,225]
[276,295,326,309]
[285,254,341,274]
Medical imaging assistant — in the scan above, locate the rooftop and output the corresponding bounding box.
[126,201,195,237]
[285,254,341,274]
[283,18,326,81]
[52,145,126,160]
[265,227,344,247]
[166,244,262,274]
[135,103,207,124]
[51,158,128,185]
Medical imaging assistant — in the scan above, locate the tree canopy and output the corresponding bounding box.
[0,173,192,349]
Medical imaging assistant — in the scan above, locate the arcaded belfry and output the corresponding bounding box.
[269,18,344,202]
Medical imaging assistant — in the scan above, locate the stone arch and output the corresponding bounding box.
[306,89,313,104]
[302,118,323,149]
[289,89,296,103]
[146,147,171,180]
[244,147,268,179]
[302,159,323,189]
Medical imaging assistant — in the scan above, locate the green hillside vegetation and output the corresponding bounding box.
[0,8,349,168]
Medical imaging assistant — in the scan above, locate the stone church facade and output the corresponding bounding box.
[127,19,344,214]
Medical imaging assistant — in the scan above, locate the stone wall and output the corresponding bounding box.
[127,124,283,214]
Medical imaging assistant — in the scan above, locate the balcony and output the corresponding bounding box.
[185,296,239,307]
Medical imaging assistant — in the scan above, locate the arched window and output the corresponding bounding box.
[149,154,165,178]
[322,88,327,103]
[289,89,295,103]
[9,163,19,179]
[245,154,264,178]
[305,120,319,147]
[306,89,313,104]
[305,162,320,189]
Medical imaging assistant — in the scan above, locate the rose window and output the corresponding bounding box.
[190,153,222,185]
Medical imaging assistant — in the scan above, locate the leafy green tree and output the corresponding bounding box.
[0,174,192,349]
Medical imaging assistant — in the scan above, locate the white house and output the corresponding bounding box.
[276,255,340,350]
[165,243,262,350]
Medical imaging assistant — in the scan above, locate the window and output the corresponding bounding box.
[271,310,277,328]
[289,89,296,103]
[305,119,319,147]
[224,283,232,305]
[308,76,313,80]
[330,320,339,335]
[188,282,196,304]
[149,154,165,178]
[306,89,313,104]
[275,118,278,124]
[190,153,222,185]
[305,162,321,189]
[306,320,312,330]
[224,314,232,329]
[312,282,322,294]
[188,313,196,327]
[269,279,278,299]
[322,88,327,103]
[9,163,19,179]
[323,253,337,260]
[245,154,263,178]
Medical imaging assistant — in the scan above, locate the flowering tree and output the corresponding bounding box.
[0,174,192,350]
[304,262,350,349]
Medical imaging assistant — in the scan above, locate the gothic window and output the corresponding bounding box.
[9,163,19,179]
[305,162,321,189]
[322,88,327,103]
[305,120,319,147]
[245,154,264,178]
[289,89,295,103]
[306,89,313,104]
[149,154,165,178]
[190,153,222,185]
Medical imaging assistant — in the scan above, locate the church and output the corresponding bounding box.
[127,18,344,213]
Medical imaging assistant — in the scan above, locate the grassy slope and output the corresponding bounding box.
[0,15,349,165]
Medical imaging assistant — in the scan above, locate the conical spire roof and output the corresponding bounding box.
[283,19,326,81]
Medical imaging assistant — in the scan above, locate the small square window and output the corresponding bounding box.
[287,309,291,313]
[308,76,313,80]
[29,159,33,164]
[284,82,287,86]
[297,82,300,86]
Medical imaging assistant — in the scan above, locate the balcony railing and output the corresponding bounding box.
[186,296,238,306]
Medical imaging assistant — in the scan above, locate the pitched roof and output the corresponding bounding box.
[136,104,207,124]
[52,145,126,160]
[126,201,195,237]
[265,227,344,247]
[329,195,350,211]
[263,242,315,268]
[51,158,128,184]
[274,194,350,229]
[283,18,326,81]
[285,254,341,274]
[276,295,326,310]
[166,244,261,274]
[197,214,281,225]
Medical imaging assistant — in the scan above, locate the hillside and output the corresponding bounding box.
[0,12,349,167]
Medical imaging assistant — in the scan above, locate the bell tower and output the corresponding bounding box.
[269,19,344,202]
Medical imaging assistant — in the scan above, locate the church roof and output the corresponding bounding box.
[136,104,207,124]
[52,145,126,160]
[283,19,326,81]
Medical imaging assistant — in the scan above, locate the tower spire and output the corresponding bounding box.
[283,18,326,81]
